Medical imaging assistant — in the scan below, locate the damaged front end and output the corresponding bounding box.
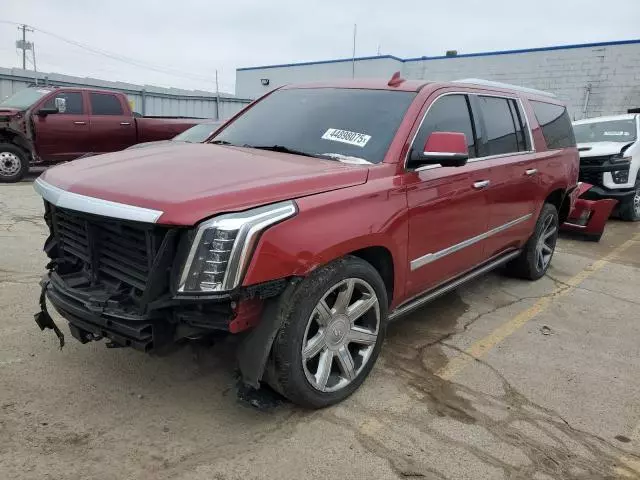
[35,200,281,352]
[561,182,618,241]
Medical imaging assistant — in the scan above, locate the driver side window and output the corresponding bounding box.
[412,94,477,158]
[43,92,84,115]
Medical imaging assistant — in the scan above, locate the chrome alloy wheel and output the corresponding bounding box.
[0,151,20,177]
[301,278,380,393]
[633,187,640,217]
[536,213,557,271]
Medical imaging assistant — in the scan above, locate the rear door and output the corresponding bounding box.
[474,94,540,258]
[88,92,136,153]
[403,92,493,298]
[33,90,89,162]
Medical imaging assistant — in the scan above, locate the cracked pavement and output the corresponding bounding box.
[1,177,640,479]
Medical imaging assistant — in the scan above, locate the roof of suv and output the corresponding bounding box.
[573,114,639,125]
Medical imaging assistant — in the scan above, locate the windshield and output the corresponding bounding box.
[211,88,416,164]
[0,87,52,109]
[573,119,637,144]
[173,122,221,143]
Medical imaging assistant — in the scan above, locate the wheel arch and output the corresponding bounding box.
[0,128,31,156]
[545,187,571,224]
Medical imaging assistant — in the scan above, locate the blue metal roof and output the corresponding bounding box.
[237,38,640,72]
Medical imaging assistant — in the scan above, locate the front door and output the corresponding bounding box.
[88,92,136,153]
[33,91,89,162]
[404,93,493,298]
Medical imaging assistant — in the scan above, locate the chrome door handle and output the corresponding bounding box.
[525,168,538,176]
[120,122,131,126]
[73,121,87,125]
[473,180,490,189]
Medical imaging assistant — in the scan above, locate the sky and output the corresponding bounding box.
[2,0,639,95]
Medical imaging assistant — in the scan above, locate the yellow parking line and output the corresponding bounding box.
[437,232,640,381]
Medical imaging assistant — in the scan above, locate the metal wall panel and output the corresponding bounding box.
[0,67,251,120]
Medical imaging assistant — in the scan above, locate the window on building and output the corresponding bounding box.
[413,94,477,158]
[42,92,84,115]
[90,93,124,115]
[531,101,576,149]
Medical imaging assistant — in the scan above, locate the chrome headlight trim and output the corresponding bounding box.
[178,201,297,293]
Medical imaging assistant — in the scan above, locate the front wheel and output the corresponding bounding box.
[619,176,640,222]
[505,203,559,280]
[0,143,29,183]
[268,256,388,408]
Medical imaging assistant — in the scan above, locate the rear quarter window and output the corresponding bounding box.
[531,101,576,149]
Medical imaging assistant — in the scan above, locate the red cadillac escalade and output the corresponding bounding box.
[33,76,579,408]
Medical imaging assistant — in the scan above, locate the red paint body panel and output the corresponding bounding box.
[38,79,579,317]
[40,143,369,226]
[561,183,618,238]
[0,87,199,165]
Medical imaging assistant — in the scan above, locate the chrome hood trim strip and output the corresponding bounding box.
[33,177,163,224]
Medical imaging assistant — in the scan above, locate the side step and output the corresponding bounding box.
[388,249,521,321]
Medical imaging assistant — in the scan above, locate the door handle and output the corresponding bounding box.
[473,180,490,189]
[73,121,87,125]
[120,122,131,126]
[525,168,538,176]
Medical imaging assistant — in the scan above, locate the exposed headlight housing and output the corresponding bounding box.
[178,201,297,293]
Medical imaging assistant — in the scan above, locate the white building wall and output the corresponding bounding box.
[236,40,640,120]
[236,56,403,99]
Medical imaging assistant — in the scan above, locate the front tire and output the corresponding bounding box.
[619,176,640,222]
[268,256,388,408]
[505,203,559,280]
[0,143,29,183]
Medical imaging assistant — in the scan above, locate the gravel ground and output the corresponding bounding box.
[1,176,639,479]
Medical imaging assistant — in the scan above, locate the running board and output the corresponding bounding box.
[388,249,521,321]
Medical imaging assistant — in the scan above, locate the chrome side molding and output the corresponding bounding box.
[390,249,521,321]
[33,178,164,224]
[410,214,532,271]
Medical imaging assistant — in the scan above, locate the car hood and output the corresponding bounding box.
[577,141,634,157]
[39,143,369,225]
[126,140,174,150]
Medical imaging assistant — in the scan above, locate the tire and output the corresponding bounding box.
[267,256,388,408]
[505,203,559,280]
[618,176,640,222]
[0,143,29,183]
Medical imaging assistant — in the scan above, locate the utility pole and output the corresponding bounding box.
[16,24,34,70]
[215,70,221,120]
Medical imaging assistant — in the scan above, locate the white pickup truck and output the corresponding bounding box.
[573,114,640,221]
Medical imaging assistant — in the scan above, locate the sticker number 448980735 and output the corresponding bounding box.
[321,128,372,148]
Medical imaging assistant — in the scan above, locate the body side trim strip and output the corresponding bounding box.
[410,213,533,271]
[33,178,164,224]
[391,249,521,320]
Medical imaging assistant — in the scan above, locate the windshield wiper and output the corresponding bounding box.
[210,140,235,146]
[243,144,322,159]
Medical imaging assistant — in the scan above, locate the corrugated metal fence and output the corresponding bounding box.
[0,67,252,119]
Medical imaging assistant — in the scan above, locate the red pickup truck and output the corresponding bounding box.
[0,86,200,182]
[33,76,578,408]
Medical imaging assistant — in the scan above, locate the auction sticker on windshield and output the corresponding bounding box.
[322,128,371,148]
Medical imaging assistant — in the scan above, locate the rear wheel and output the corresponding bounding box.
[619,176,640,222]
[505,203,559,280]
[0,143,29,183]
[268,256,387,408]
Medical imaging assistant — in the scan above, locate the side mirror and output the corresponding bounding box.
[37,107,59,116]
[408,131,469,169]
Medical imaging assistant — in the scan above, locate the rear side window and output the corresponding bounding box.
[478,96,519,156]
[43,92,83,115]
[90,93,124,115]
[531,101,576,149]
[413,94,477,158]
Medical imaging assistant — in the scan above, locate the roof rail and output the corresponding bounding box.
[452,78,556,98]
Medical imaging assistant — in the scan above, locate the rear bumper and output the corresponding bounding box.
[579,185,636,201]
[562,194,618,237]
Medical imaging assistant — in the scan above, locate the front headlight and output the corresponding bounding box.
[178,201,297,293]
